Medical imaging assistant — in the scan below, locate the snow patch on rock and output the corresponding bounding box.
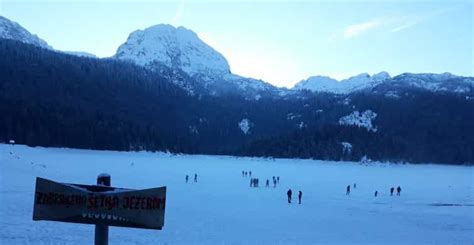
[238,119,251,135]
[188,125,199,135]
[385,91,400,99]
[339,110,377,132]
[297,121,306,129]
[287,113,301,120]
[341,142,353,155]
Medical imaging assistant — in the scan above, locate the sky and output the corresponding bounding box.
[0,0,472,88]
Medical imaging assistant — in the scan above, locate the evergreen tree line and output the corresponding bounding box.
[1,39,472,164]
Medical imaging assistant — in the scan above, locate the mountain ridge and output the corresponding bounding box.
[1,15,471,97]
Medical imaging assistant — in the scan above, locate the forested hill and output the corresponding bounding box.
[0,39,196,151]
[1,39,473,164]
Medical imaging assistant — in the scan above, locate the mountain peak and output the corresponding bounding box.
[115,23,230,76]
[0,16,51,49]
[294,72,391,94]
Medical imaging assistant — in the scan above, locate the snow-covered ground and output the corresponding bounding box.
[1,144,473,244]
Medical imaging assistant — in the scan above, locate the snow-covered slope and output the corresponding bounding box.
[294,72,391,94]
[293,75,339,91]
[115,24,230,76]
[339,110,378,132]
[114,24,279,98]
[294,71,473,95]
[0,16,51,49]
[0,16,97,59]
[388,72,474,93]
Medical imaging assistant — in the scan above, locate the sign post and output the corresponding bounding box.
[33,175,166,243]
[95,174,111,245]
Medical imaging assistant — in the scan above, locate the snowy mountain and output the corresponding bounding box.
[115,24,230,76]
[0,16,98,59]
[387,72,473,93]
[294,71,473,95]
[0,16,51,49]
[293,72,391,94]
[114,24,278,98]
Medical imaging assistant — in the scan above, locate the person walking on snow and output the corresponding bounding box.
[298,191,302,204]
[266,179,270,187]
[346,185,351,195]
[353,183,357,189]
[390,187,395,196]
[194,173,198,183]
[397,186,402,196]
[374,191,378,197]
[287,189,292,203]
[185,175,189,183]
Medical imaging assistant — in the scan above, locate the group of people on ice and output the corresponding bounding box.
[345,183,402,197]
[244,170,280,188]
[287,189,303,204]
[185,173,198,183]
[390,186,402,196]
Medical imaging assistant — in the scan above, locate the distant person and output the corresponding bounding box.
[255,178,259,187]
[266,179,270,187]
[397,186,402,196]
[390,187,394,196]
[298,191,302,204]
[242,171,244,177]
[249,171,252,177]
[346,185,351,195]
[185,175,189,183]
[273,178,277,188]
[194,173,198,183]
[287,189,292,203]
[354,183,357,189]
[250,178,253,187]
[374,191,378,197]
[277,176,280,183]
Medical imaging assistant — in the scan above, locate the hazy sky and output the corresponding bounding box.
[1,0,472,87]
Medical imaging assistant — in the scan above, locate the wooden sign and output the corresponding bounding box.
[33,177,166,230]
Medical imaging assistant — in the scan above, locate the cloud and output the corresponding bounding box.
[343,19,383,39]
[171,0,185,25]
[342,7,455,38]
[390,21,418,32]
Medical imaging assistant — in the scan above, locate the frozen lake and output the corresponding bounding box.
[1,144,473,244]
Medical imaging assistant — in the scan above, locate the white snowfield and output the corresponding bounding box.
[0,144,473,245]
